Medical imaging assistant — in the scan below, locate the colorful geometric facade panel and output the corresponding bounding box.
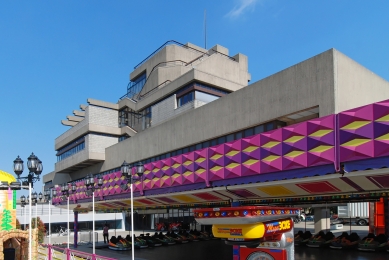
[339,99,389,162]
[296,181,341,193]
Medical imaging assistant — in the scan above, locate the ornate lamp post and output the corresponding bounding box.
[85,174,103,256]
[20,195,27,230]
[61,183,76,248]
[14,153,42,260]
[121,161,144,260]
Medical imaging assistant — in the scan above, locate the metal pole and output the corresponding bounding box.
[35,203,37,230]
[24,206,26,230]
[93,191,95,255]
[131,178,134,260]
[49,198,51,245]
[29,182,32,260]
[67,196,70,248]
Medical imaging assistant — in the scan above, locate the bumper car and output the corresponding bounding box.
[108,236,131,251]
[139,233,163,247]
[165,231,188,244]
[330,232,360,249]
[294,231,312,246]
[125,235,148,249]
[307,231,334,248]
[358,233,387,251]
[154,232,176,245]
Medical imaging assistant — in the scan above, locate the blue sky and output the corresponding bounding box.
[1,0,388,195]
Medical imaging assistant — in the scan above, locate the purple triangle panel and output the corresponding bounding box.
[339,130,371,145]
[241,163,261,176]
[374,121,389,139]
[339,146,372,162]
[352,122,374,139]
[283,137,308,152]
[283,121,308,138]
[244,134,261,147]
[373,103,389,121]
[308,132,335,146]
[374,140,389,157]
[208,168,225,181]
[267,142,283,156]
[226,138,242,151]
[224,167,242,179]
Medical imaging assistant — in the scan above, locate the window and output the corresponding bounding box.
[127,72,146,99]
[195,91,219,104]
[244,128,254,138]
[177,92,194,107]
[254,125,264,134]
[226,134,234,142]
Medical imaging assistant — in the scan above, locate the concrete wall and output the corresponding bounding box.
[151,95,207,126]
[55,106,119,150]
[334,50,389,113]
[88,134,118,154]
[102,49,337,170]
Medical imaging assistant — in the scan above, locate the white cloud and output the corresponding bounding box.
[225,0,259,18]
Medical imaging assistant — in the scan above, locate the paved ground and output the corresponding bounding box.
[44,223,389,260]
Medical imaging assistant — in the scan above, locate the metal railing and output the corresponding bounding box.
[120,40,237,101]
[39,244,115,260]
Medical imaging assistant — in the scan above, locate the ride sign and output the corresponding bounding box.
[265,219,292,235]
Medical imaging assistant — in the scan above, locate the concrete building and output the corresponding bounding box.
[43,41,389,232]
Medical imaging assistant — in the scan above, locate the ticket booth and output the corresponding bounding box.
[194,206,300,260]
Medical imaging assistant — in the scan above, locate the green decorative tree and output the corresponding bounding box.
[1,209,13,231]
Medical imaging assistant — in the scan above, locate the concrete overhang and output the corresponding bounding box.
[87,98,119,110]
[55,150,105,173]
[119,68,246,111]
[67,116,84,122]
[61,120,77,127]
[55,123,121,150]
[73,110,85,117]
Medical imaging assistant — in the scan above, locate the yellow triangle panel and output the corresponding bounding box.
[341,121,370,130]
[309,129,333,137]
[309,145,333,153]
[284,136,304,143]
[261,141,280,148]
[341,139,370,147]
[243,146,259,152]
[262,155,280,162]
[226,150,240,156]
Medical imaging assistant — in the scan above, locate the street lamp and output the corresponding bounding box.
[13,153,43,260]
[44,189,52,245]
[61,183,76,248]
[85,174,103,256]
[121,161,144,260]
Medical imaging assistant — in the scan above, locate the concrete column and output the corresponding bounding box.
[314,208,330,233]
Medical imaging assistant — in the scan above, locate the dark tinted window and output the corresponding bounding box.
[244,128,254,138]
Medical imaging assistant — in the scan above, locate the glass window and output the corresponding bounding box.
[202,141,209,148]
[218,136,226,144]
[210,139,217,146]
[195,143,202,150]
[244,128,254,138]
[178,91,195,107]
[176,149,182,155]
[226,134,234,142]
[165,152,170,158]
[265,122,274,131]
[235,132,243,140]
[254,125,264,134]
[195,91,219,103]
[183,147,189,154]
[171,151,176,156]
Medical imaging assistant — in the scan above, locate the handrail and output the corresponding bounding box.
[138,80,171,100]
[120,40,237,101]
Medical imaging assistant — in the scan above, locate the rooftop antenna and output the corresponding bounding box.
[204,9,207,49]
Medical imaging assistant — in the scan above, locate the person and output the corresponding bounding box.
[103,223,109,244]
